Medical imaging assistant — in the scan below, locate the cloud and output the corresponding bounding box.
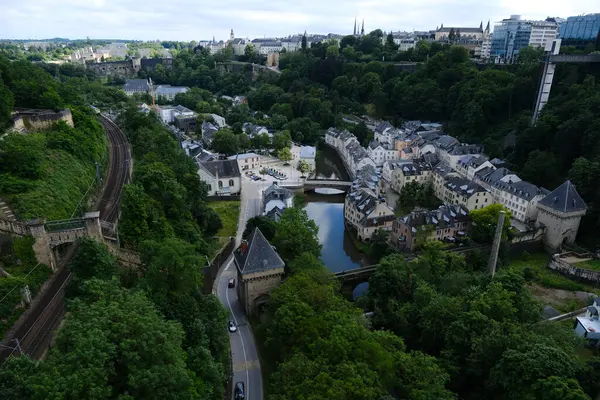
[0,0,597,40]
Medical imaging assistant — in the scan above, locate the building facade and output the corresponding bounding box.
[197,159,241,196]
[559,14,600,47]
[228,152,261,171]
[234,228,285,315]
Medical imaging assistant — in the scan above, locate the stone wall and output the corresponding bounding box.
[238,268,284,315]
[547,253,600,284]
[12,109,74,131]
[86,59,140,78]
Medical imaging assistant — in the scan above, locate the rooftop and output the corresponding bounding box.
[234,228,285,274]
[199,159,241,179]
[539,180,587,213]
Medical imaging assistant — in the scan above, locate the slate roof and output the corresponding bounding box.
[155,85,189,96]
[266,206,284,222]
[200,159,241,179]
[263,182,294,205]
[497,180,550,201]
[123,79,149,91]
[399,160,433,176]
[397,204,470,232]
[538,180,587,213]
[445,176,488,197]
[374,121,394,134]
[234,228,285,274]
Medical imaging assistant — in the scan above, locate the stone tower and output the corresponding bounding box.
[233,228,285,315]
[230,29,234,40]
[536,180,587,251]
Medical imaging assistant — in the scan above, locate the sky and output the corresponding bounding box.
[0,0,598,41]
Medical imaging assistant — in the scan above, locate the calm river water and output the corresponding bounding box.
[303,146,370,298]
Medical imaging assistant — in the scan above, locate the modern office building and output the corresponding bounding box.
[559,14,600,47]
[491,15,560,62]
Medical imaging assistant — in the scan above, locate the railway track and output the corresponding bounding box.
[0,114,130,362]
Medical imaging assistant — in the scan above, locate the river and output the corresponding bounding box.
[303,147,370,299]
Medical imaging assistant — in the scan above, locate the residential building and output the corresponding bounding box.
[174,112,198,132]
[391,205,471,251]
[367,140,399,166]
[344,188,395,241]
[263,182,294,213]
[442,176,492,211]
[123,79,149,96]
[158,105,195,124]
[154,85,189,102]
[228,152,261,171]
[432,161,459,199]
[435,24,485,41]
[234,228,285,315]
[529,19,561,49]
[209,114,227,128]
[258,41,283,55]
[243,122,270,138]
[391,159,434,193]
[201,120,219,146]
[197,159,241,196]
[536,180,587,250]
[231,38,250,56]
[559,14,600,47]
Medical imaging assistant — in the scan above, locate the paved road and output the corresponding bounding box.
[215,176,269,400]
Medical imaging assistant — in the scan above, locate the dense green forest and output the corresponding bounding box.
[253,207,600,400]
[0,238,228,399]
[0,56,229,398]
[0,57,110,219]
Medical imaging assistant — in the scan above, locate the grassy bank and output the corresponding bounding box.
[8,150,100,220]
[208,200,241,245]
[0,237,53,337]
[507,252,600,294]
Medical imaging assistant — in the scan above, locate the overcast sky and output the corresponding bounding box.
[1,0,597,41]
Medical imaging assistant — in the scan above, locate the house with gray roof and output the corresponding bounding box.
[344,186,395,241]
[391,204,471,251]
[201,121,219,146]
[442,176,492,211]
[154,85,189,102]
[123,79,149,96]
[263,182,294,213]
[234,228,285,315]
[536,180,587,250]
[197,159,241,196]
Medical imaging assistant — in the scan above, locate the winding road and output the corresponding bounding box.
[215,176,268,400]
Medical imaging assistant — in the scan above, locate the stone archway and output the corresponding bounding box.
[254,293,271,316]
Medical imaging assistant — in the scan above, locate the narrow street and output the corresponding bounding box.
[215,176,269,400]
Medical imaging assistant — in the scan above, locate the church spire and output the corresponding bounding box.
[479,21,483,30]
[486,20,490,31]
[361,19,364,35]
[354,17,357,35]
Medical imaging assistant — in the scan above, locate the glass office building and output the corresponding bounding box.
[559,14,600,46]
[490,15,532,62]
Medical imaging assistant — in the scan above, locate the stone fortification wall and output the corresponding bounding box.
[12,109,74,131]
[547,252,600,284]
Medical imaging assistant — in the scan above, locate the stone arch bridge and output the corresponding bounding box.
[0,212,123,270]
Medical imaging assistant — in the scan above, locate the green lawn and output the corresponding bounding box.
[573,259,600,272]
[208,200,241,242]
[506,252,600,293]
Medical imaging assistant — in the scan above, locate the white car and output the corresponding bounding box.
[228,320,237,333]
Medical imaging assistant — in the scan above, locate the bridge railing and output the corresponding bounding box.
[44,218,86,232]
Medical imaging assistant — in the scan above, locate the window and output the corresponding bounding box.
[229,179,234,186]
[208,185,212,192]
[218,181,223,188]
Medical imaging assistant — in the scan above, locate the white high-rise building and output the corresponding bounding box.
[529,19,560,49]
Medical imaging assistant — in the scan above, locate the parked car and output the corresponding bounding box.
[228,278,235,288]
[234,381,245,399]
[228,320,237,333]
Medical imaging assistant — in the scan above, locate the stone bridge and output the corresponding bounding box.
[304,179,352,192]
[0,212,115,269]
